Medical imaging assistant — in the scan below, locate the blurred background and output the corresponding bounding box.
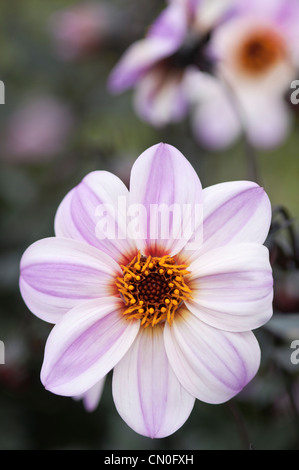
[0,0,299,450]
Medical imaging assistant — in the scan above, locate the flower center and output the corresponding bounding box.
[237,28,286,76]
[167,32,214,74]
[116,252,191,328]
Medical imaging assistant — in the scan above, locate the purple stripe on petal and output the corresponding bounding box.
[22,262,111,299]
[204,186,264,244]
[41,297,140,396]
[112,325,195,438]
[108,3,188,93]
[186,243,273,332]
[129,143,203,257]
[179,181,272,262]
[144,144,175,211]
[54,170,137,264]
[164,309,261,404]
[46,313,124,384]
[19,237,120,323]
[70,176,123,253]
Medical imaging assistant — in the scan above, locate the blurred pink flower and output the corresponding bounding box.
[20,143,273,437]
[188,0,299,149]
[4,96,74,162]
[108,0,233,127]
[49,2,109,60]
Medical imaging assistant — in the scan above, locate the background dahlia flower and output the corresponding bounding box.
[19,143,273,438]
[189,0,299,149]
[3,96,74,163]
[107,0,233,128]
[49,2,108,61]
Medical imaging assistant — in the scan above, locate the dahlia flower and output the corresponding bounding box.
[19,143,273,438]
[49,2,109,61]
[3,96,74,163]
[108,0,233,127]
[190,0,299,149]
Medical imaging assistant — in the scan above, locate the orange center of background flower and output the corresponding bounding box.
[116,253,191,328]
[237,28,287,76]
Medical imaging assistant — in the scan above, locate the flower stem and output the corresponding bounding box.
[272,205,299,268]
[221,77,262,184]
[244,138,262,185]
[227,401,253,450]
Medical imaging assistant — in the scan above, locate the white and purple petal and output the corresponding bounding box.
[112,324,195,438]
[186,243,273,332]
[134,67,188,127]
[54,170,137,265]
[191,90,240,150]
[235,0,296,22]
[129,143,203,257]
[20,237,121,323]
[74,377,105,412]
[108,2,188,92]
[41,297,140,397]
[184,71,241,150]
[182,180,272,262]
[202,181,271,249]
[240,95,292,149]
[164,308,261,404]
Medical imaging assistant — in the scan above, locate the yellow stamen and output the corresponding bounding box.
[116,251,192,328]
